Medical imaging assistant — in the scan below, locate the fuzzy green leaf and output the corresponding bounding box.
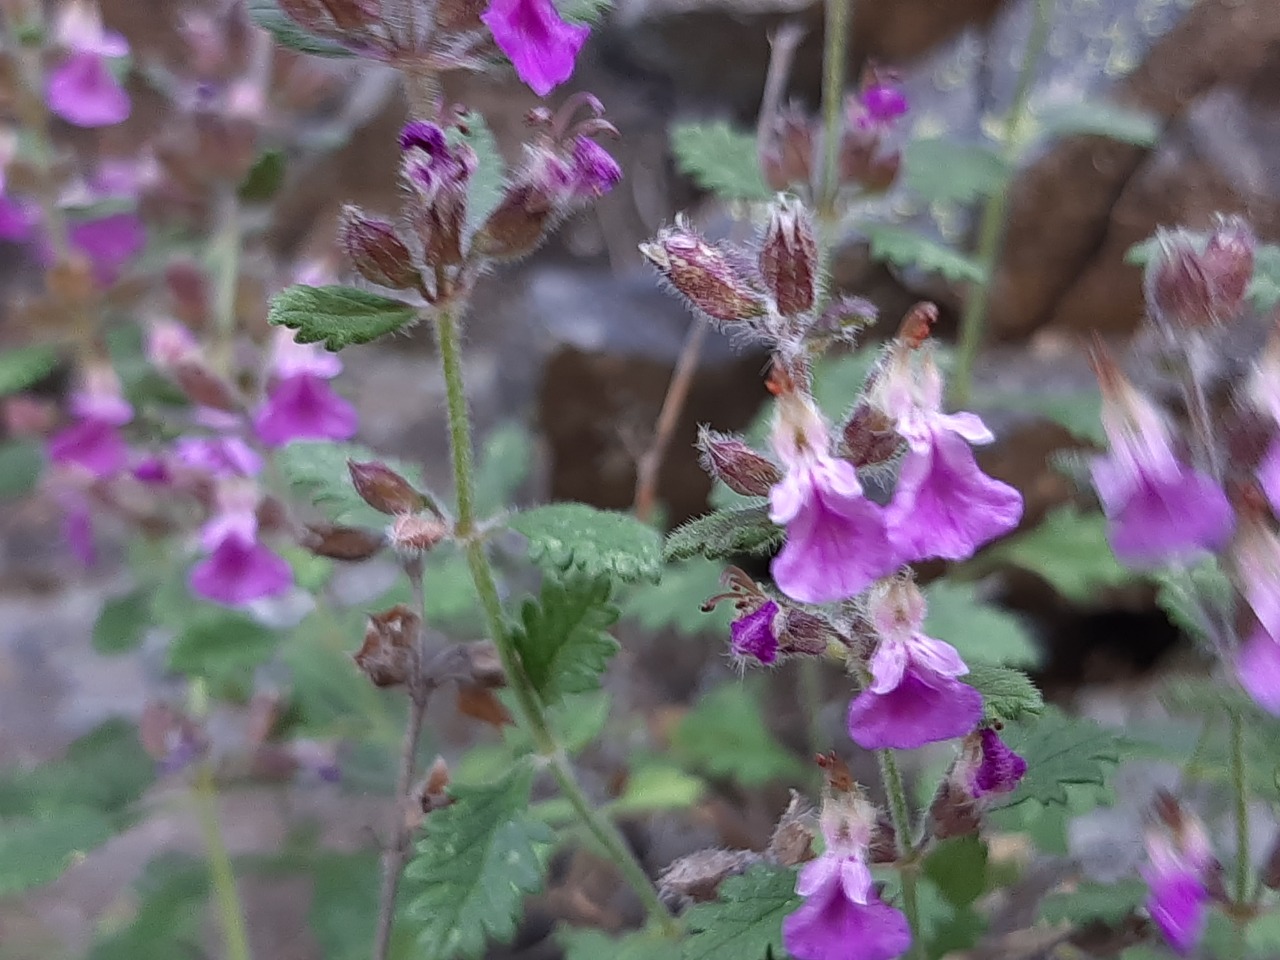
[1040,878,1147,926]
[1034,101,1160,147]
[863,222,986,284]
[93,589,151,654]
[0,438,44,498]
[0,807,113,894]
[672,682,805,787]
[276,440,429,526]
[622,557,733,637]
[924,581,1038,666]
[670,121,772,203]
[563,929,672,960]
[903,139,1011,204]
[683,864,800,960]
[509,502,662,582]
[963,664,1043,722]
[88,854,209,960]
[239,148,286,201]
[0,343,58,396]
[247,0,355,57]
[999,708,1123,809]
[405,768,553,960]
[1155,557,1236,645]
[511,575,620,705]
[609,762,704,815]
[664,503,783,563]
[985,505,1131,601]
[168,609,280,685]
[923,835,989,909]
[268,284,417,351]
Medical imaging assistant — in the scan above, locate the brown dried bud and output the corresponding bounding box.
[401,135,474,269]
[766,791,817,867]
[461,640,507,688]
[354,604,421,688]
[436,0,486,30]
[760,105,815,193]
[165,260,211,329]
[928,778,981,840]
[659,848,763,907]
[776,607,835,656]
[760,196,818,317]
[173,360,240,411]
[1201,215,1256,313]
[472,184,555,261]
[417,755,453,813]
[1146,218,1255,328]
[304,523,385,561]
[870,812,900,864]
[841,402,903,468]
[456,683,514,727]
[348,460,428,515]
[696,427,782,496]
[388,513,450,554]
[838,128,901,194]
[640,221,768,325]
[339,206,420,291]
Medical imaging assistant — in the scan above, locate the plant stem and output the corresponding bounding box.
[817,0,853,218]
[797,658,827,766]
[192,762,253,960]
[633,320,707,523]
[434,310,679,935]
[209,186,242,377]
[1230,709,1252,911]
[950,0,1054,406]
[878,748,923,960]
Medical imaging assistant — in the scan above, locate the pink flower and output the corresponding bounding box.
[175,435,262,478]
[1250,340,1280,515]
[0,195,35,241]
[68,212,145,286]
[875,346,1022,562]
[1235,629,1280,715]
[769,391,900,604]
[1142,804,1215,955]
[189,480,291,606]
[45,2,131,128]
[968,728,1027,798]
[1233,522,1280,713]
[254,329,357,447]
[846,579,983,750]
[47,365,133,478]
[730,600,780,665]
[857,84,909,129]
[569,136,621,197]
[481,0,589,97]
[783,794,911,960]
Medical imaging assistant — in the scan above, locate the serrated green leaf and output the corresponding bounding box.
[238,148,286,202]
[0,343,58,396]
[924,581,1038,667]
[984,505,1131,601]
[449,118,503,241]
[93,589,151,654]
[563,928,672,960]
[863,222,986,284]
[168,609,280,684]
[474,421,533,515]
[1040,878,1147,925]
[1154,557,1235,645]
[672,682,805,787]
[268,284,417,351]
[509,503,662,582]
[683,864,800,960]
[88,854,209,960]
[903,139,1011,204]
[511,575,619,705]
[246,0,355,57]
[923,835,989,908]
[963,664,1043,722]
[999,708,1122,809]
[664,504,783,562]
[0,807,113,894]
[622,557,733,637]
[670,121,772,203]
[1034,101,1160,147]
[0,438,43,499]
[276,440,428,526]
[405,768,553,960]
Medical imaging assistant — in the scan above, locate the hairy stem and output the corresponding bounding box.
[192,762,253,960]
[878,749,923,960]
[435,310,679,934]
[1230,710,1252,912]
[817,0,853,218]
[950,0,1054,406]
[633,320,707,523]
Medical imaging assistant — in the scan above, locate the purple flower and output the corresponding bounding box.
[858,84,909,128]
[1235,628,1280,715]
[1143,809,1215,955]
[69,212,145,286]
[1233,523,1280,713]
[46,3,131,128]
[481,0,589,97]
[846,579,983,750]
[175,435,263,478]
[730,600,780,665]
[48,366,133,478]
[254,330,358,447]
[59,492,97,567]
[783,794,911,960]
[968,728,1027,798]
[189,481,291,606]
[1260,440,1280,515]
[0,194,36,241]
[769,392,900,604]
[876,349,1022,562]
[569,136,621,197]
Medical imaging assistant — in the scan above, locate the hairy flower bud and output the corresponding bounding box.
[766,792,816,867]
[1201,215,1255,313]
[388,513,450,554]
[760,197,818,317]
[760,106,815,193]
[640,221,768,324]
[776,606,835,656]
[659,849,763,908]
[696,427,782,496]
[841,402,902,468]
[400,121,474,269]
[1146,217,1255,328]
[348,460,428,515]
[354,604,420,688]
[472,183,556,261]
[303,523,385,561]
[339,206,420,290]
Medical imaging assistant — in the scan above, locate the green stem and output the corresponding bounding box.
[878,749,923,960]
[193,762,253,960]
[1230,710,1252,911]
[817,0,853,218]
[435,310,679,935]
[797,659,827,771]
[950,0,1054,406]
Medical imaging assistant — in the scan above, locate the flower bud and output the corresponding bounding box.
[659,849,763,907]
[416,755,453,814]
[1146,217,1255,328]
[399,121,474,269]
[814,295,878,341]
[1201,215,1255,313]
[928,778,981,840]
[760,196,818,317]
[338,206,420,291]
[841,402,902,468]
[640,221,768,325]
[303,523,385,561]
[173,361,240,412]
[766,792,816,867]
[456,683,513,728]
[775,606,835,656]
[388,513,450,554]
[472,183,556,261]
[759,106,814,193]
[354,604,420,688]
[696,427,782,496]
[348,459,428,515]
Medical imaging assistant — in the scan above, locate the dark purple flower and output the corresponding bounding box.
[132,455,171,485]
[69,212,145,286]
[730,600,780,665]
[858,84,909,128]
[569,136,621,197]
[481,0,590,97]
[189,533,292,606]
[969,728,1027,797]
[399,120,449,154]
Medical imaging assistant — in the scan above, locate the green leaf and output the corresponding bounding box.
[88,854,209,960]
[903,139,1011,204]
[1040,878,1147,925]
[672,682,805,787]
[621,557,733,638]
[670,121,772,203]
[999,708,1123,809]
[405,768,553,960]
[509,503,662,583]
[474,422,533,515]
[924,581,1038,666]
[0,438,44,498]
[310,853,383,960]
[1250,243,1280,312]
[863,222,986,284]
[555,0,612,23]
[1154,557,1236,645]
[238,148,286,202]
[247,0,355,57]
[450,118,504,240]
[511,575,619,705]
[664,504,783,563]
[610,761,705,815]
[923,835,989,908]
[93,590,151,654]
[276,440,427,526]
[682,864,800,960]
[974,388,1105,445]
[563,928,672,960]
[0,343,58,395]
[0,807,113,894]
[963,664,1043,722]
[984,505,1131,601]
[1034,101,1160,147]
[267,284,417,351]
[168,609,280,685]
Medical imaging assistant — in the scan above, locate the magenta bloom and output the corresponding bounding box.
[254,330,357,447]
[858,84,909,127]
[769,393,900,604]
[46,4,131,127]
[730,601,780,665]
[1260,440,1280,515]
[481,0,589,96]
[1233,525,1280,713]
[69,212,145,286]
[48,418,129,477]
[0,194,35,241]
[846,580,983,750]
[58,492,97,567]
[189,534,291,606]
[1143,814,1214,955]
[175,436,262,478]
[969,728,1027,797]
[1235,628,1280,715]
[569,136,622,197]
